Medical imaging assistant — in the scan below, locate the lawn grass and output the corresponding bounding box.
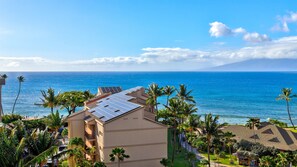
[167,129,190,167]
[201,153,243,167]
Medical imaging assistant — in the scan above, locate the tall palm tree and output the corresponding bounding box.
[184,114,201,151]
[200,113,227,167]
[163,85,175,106]
[40,88,58,113]
[164,98,183,165]
[12,76,25,114]
[68,137,86,166]
[246,118,260,142]
[24,129,59,167]
[146,83,163,116]
[46,110,63,132]
[0,74,7,122]
[176,84,195,103]
[181,102,198,123]
[109,147,130,167]
[222,132,236,157]
[276,88,297,129]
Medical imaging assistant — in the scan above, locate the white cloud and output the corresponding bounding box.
[209,22,233,37]
[209,22,246,37]
[272,11,297,32]
[6,62,20,67]
[209,21,269,43]
[1,36,297,71]
[233,27,246,34]
[243,33,271,43]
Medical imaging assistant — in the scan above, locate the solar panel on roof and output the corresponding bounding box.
[91,86,142,122]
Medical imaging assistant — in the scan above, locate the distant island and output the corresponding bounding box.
[204,58,297,71]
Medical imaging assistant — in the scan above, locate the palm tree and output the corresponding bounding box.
[163,85,175,106]
[40,88,58,113]
[24,129,59,167]
[61,128,68,144]
[276,88,297,129]
[0,74,7,122]
[164,98,183,165]
[176,84,195,103]
[109,147,130,167]
[12,76,25,114]
[182,114,201,151]
[222,132,236,157]
[200,113,227,167]
[181,102,198,123]
[0,127,26,167]
[246,118,260,130]
[46,110,63,132]
[68,137,88,166]
[146,83,163,115]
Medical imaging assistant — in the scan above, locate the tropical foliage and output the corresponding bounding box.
[276,88,297,129]
[146,83,163,115]
[109,147,130,167]
[46,110,64,132]
[268,118,288,128]
[57,91,94,115]
[40,88,59,113]
[2,114,22,124]
[24,129,60,167]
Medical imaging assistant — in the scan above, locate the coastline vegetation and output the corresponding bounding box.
[1,75,297,167]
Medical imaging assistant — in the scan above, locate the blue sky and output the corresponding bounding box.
[0,0,297,71]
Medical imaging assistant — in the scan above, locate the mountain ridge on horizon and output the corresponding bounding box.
[203,58,297,71]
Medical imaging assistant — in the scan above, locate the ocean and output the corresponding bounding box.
[1,72,297,124]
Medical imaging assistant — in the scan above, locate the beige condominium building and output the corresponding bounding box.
[66,86,168,167]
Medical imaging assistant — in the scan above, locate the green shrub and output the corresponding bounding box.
[23,118,47,130]
[219,151,226,158]
[269,119,288,128]
[2,114,22,124]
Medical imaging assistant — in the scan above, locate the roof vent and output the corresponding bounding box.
[262,128,274,134]
[99,116,105,119]
[98,101,102,103]
[104,105,109,107]
[268,137,280,143]
[250,134,259,139]
[115,110,120,112]
[106,98,110,100]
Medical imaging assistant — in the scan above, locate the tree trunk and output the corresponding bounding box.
[155,98,158,121]
[118,159,120,167]
[51,107,54,113]
[166,96,169,106]
[172,128,177,166]
[286,100,295,129]
[207,137,211,167]
[12,82,21,114]
[229,145,232,158]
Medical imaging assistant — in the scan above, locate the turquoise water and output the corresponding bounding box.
[1,72,297,124]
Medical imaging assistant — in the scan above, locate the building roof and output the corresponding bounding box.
[90,86,143,122]
[223,123,297,151]
[98,86,122,95]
